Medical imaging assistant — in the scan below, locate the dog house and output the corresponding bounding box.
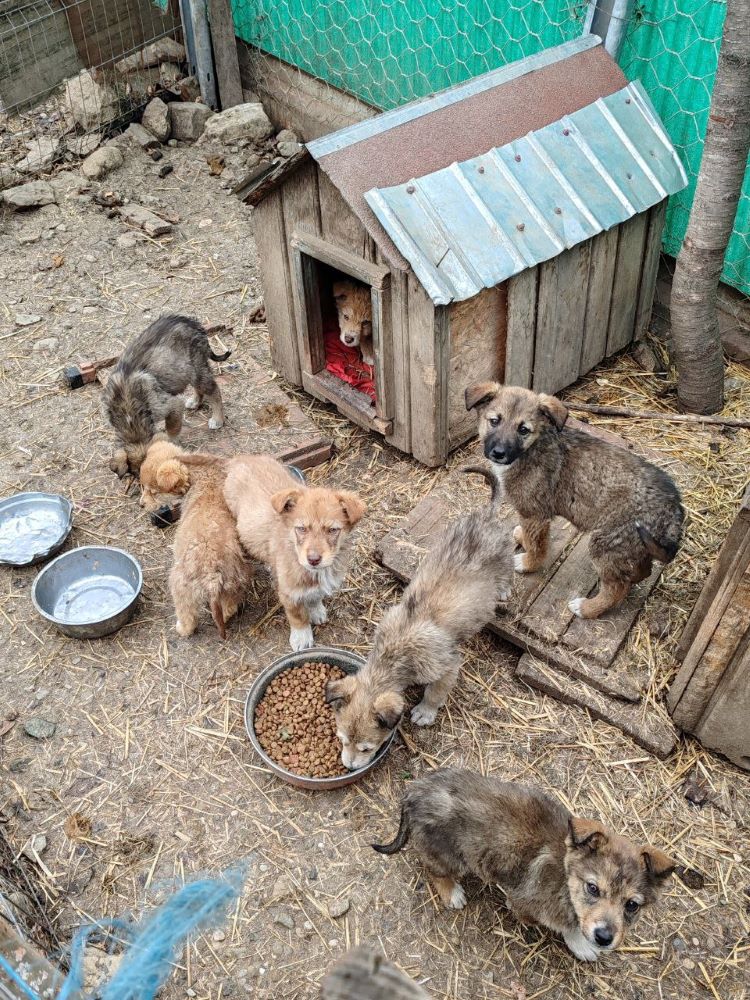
[243,36,686,467]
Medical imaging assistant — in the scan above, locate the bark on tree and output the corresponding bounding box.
[671,0,750,413]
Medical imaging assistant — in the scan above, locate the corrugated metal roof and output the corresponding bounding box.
[364,81,688,305]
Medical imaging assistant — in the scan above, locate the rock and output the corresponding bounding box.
[83,948,122,993]
[16,137,60,174]
[0,165,22,191]
[307,867,318,881]
[24,717,56,739]
[116,38,185,73]
[169,102,214,141]
[672,937,687,952]
[32,338,59,353]
[198,218,213,228]
[199,103,273,145]
[142,97,171,141]
[168,254,186,269]
[167,138,178,148]
[15,314,42,327]
[81,146,123,180]
[270,875,293,902]
[18,233,41,245]
[125,122,160,150]
[276,129,299,145]
[631,340,658,371]
[277,140,303,158]
[64,69,118,129]
[158,164,174,178]
[23,834,47,859]
[118,204,172,237]
[274,912,295,930]
[212,929,226,942]
[116,233,138,250]
[1,181,56,210]
[68,134,101,158]
[327,898,350,919]
[159,62,181,87]
[7,891,34,917]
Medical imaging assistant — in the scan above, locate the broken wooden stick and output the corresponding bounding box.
[63,356,118,389]
[568,401,750,429]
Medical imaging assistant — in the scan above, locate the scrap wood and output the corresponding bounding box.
[64,356,118,389]
[568,401,750,429]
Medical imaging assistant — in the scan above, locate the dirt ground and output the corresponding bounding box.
[0,140,748,1000]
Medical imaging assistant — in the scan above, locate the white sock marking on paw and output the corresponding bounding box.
[410,702,438,726]
[514,552,531,573]
[448,884,467,910]
[568,597,586,617]
[309,602,327,625]
[290,626,314,651]
[513,525,524,546]
[497,585,512,602]
[208,416,223,430]
[563,928,601,962]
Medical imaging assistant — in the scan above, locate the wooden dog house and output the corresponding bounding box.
[243,36,686,467]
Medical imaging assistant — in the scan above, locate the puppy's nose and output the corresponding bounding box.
[594,927,614,947]
[488,444,506,463]
[307,552,322,567]
[344,335,354,345]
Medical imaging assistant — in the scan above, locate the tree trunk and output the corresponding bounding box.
[671,0,750,413]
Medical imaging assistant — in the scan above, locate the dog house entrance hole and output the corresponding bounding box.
[291,233,393,437]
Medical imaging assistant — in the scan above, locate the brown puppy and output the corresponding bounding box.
[104,315,229,477]
[333,279,374,365]
[465,383,684,619]
[326,468,513,770]
[140,441,253,638]
[223,455,365,651]
[373,768,676,962]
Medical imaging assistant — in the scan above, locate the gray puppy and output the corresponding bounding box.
[104,315,230,477]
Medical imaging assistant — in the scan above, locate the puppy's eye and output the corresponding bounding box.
[586,882,600,897]
[488,415,501,427]
[327,527,341,537]
[625,899,640,915]
[357,744,373,753]
[295,526,307,537]
[518,423,531,436]
[343,313,351,321]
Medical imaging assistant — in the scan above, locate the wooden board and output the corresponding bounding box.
[606,213,649,354]
[504,269,536,388]
[208,0,243,109]
[382,264,411,454]
[408,275,450,467]
[634,201,667,341]
[579,227,618,374]
[533,242,591,394]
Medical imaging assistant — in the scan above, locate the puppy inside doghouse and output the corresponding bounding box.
[326,468,512,770]
[332,278,374,365]
[465,383,684,619]
[104,314,230,478]
[373,767,676,962]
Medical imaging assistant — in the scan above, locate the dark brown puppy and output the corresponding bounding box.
[104,315,230,477]
[465,383,684,618]
[373,768,676,962]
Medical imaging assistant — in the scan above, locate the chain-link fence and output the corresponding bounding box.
[0,0,183,180]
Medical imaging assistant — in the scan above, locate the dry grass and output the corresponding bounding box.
[0,144,748,1000]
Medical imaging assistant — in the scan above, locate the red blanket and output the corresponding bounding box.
[324,320,376,402]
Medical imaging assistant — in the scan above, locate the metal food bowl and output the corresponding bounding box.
[286,465,306,484]
[244,646,395,790]
[0,493,73,567]
[32,546,143,639]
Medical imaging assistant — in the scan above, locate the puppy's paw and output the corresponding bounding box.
[208,416,224,430]
[309,602,327,625]
[568,596,587,618]
[184,390,200,410]
[497,583,513,602]
[448,884,467,910]
[513,525,525,547]
[410,701,438,726]
[563,929,601,962]
[290,626,314,651]
[361,347,375,366]
[514,552,534,573]
[175,618,196,637]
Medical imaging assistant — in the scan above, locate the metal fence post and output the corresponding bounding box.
[583,0,635,59]
[182,0,218,108]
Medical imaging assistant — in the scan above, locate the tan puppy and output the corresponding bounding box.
[466,383,684,619]
[223,455,365,651]
[373,768,676,962]
[333,279,374,364]
[140,441,253,639]
[326,468,512,770]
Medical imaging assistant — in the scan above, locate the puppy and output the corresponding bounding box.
[104,314,230,477]
[373,768,676,962]
[333,279,374,365]
[326,468,512,770]
[466,383,684,619]
[140,441,253,639]
[223,455,366,651]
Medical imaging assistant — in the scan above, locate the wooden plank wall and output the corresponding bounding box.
[408,274,449,467]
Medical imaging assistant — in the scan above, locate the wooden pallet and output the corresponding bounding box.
[375,419,682,758]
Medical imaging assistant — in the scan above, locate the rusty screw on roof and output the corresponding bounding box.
[516,222,525,232]
[478,165,485,174]
[554,207,562,215]
[627,172,633,179]
[514,154,521,162]
[562,128,570,136]
[626,98,632,104]
[406,184,415,194]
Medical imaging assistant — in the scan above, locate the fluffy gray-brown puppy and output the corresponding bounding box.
[373,768,676,962]
[465,383,684,619]
[326,467,513,770]
[104,315,230,477]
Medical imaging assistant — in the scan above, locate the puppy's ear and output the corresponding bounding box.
[465,381,498,412]
[325,675,356,711]
[568,817,609,852]
[271,488,302,515]
[336,491,366,526]
[156,459,190,495]
[641,846,677,882]
[332,282,349,305]
[373,691,405,730]
[538,393,568,430]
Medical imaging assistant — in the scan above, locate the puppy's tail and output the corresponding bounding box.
[636,521,680,563]
[209,347,232,362]
[371,805,410,855]
[210,596,226,640]
[461,465,502,510]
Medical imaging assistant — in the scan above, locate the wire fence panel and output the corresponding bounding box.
[619,0,749,296]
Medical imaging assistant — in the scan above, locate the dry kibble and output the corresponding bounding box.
[254,662,347,778]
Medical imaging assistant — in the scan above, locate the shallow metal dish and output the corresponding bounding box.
[244,646,395,790]
[286,465,306,484]
[32,546,142,639]
[0,493,73,566]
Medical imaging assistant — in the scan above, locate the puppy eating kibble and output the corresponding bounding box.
[333,279,374,365]
[466,383,684,619]
[104,314,230,477]
[326,467,512,770]
[373,768,676,961]
[223,455,366,651]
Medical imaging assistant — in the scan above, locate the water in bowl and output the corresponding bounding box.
[52,574,136,624]
[0,507,67,564]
